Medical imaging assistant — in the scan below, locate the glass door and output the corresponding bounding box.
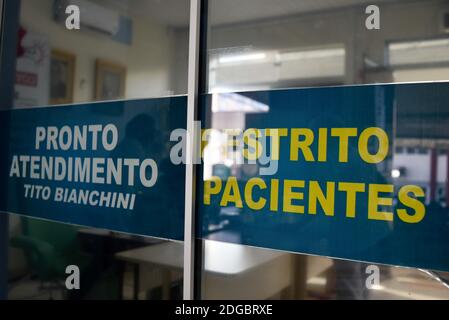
[1,0,190,300]
[196,0,449,300]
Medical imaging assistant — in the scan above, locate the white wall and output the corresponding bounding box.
[8,0,182,277]
[20,0,178,103]
[202,0,449,88]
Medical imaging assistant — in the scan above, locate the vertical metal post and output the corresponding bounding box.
[446,150,449,207]
[0,0,21,300]
[183,0,201,300]
[0,0,3,34]
[0,0,5,299]
[430,148,438,202]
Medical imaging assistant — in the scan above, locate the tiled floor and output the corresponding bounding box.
[8,264,449,300]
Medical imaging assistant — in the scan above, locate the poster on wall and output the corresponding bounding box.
[199,82,449,272]
[14,27,50,108]
[0,97,187,240]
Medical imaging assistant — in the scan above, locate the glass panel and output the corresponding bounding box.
[198,0,449,300]
[3,0,190,300]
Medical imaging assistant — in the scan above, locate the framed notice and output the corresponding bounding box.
[50,49,76,105]
[95,59,126,101]
[0,97,187,240]
[14,29,50,108]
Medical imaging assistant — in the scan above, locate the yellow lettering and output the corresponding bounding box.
[270,179,279,212]
[203,176,222,205]
[358,127,389,163]
[308,181,335,216]
[318,128,328,162]
[244,178,267,210]
[225,129,242,159]
[331,128,358,162]
[290,129,314,161]
[220,177,243,208]
[397,185,426,223]
[368,184,393,221]
[243,128,262,161]
[338,182,365,218]
[266,128,288,160]
[283,180,305,214]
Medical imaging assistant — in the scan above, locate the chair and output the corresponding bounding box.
[10,217,91,299]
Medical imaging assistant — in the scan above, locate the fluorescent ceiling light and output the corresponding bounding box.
[391,169,401,178]
[279,48,345,61]
[218,52,267,64]
[389,39,449,65]
[212,92,269,113]
[390,39,449,51]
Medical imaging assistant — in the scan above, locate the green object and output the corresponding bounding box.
[10,217,91,282]
[83,266,122,300]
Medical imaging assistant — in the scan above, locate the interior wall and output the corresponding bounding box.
[20,0,177,102]
[198,0,449,86]
[8,0,181,278]
[7,0,449,282]
[172,28,189,95]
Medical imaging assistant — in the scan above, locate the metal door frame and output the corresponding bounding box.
[0,0,205,300]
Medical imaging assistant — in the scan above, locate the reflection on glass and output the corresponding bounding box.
[200,0,449,300]
[14,0,189,107]
[388,39,449,66]
[9,217,185,300]
[209,46,345,92]
[5,0,189,300]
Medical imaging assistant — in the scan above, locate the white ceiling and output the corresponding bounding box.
[209,0,397,27]
[103,0,401,28]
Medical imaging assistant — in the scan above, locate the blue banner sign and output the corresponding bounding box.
[0,97,186,240]
[199,82,449,271]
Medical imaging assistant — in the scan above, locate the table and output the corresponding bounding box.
[77,228,163,299]
[116,240,292,299]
